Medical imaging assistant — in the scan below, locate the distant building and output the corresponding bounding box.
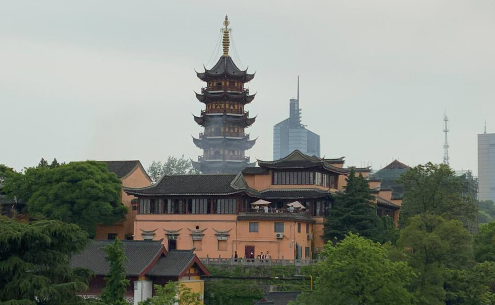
[478,132,495,203]
[273,77,320,160]
[370,160,410,200]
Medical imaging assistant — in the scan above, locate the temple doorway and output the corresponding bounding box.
[245,245,255,259]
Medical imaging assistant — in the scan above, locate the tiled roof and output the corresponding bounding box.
[258,150,348,174]
[103,160,141,178]
[70,240,163,276]
[256,292,301,305]
[376,196,400,208]
[382,160,410,170]
[197,56,255,82]
[125,174,243,196]
[258,189,333,200]
[147,250,198,277]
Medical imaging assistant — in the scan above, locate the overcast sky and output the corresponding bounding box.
[2,0,494,174]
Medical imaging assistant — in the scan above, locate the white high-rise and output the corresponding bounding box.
[478,129,495,202]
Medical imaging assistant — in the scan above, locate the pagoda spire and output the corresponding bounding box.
[222,15,230,57]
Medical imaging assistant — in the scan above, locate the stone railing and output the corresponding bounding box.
[201,256,320,267]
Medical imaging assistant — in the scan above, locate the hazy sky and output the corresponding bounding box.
[2,0,495,174]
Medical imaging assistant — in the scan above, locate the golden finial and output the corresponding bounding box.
[222,15,230,57]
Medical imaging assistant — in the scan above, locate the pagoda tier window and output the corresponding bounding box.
[190,199,209,214]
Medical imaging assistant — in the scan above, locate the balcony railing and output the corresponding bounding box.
[199,156,250,162]
[202,109,246,115]
[202,87,249,94]
[199,132,249,138]
[201,257,320,266]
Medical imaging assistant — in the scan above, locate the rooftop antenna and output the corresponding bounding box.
[443,112,450,166]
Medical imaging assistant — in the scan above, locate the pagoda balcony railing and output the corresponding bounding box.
[199,155,250,162]
[199,132,249,138]
[202,110,247,116]
[202,87,249,94]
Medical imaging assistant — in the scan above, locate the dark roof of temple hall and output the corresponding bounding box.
[147,250,209,277]
[197,56,255,82]
[257,150,348,174]
[125,174,244,196]
[103,160,148,179]
[70,240,165,276]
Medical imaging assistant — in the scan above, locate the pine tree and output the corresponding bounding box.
[50,158,60,168]
[0,216,91,304]
[101,239,130,305]
[37,158,49,168]
[324,168,384,243]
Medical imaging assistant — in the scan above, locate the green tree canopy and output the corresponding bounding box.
[474,222,495,263]
[139,282,201,305]
[397,162,476,227]
[0,216,91,305]
[292,233,415,305]
[324,168,384,243]
[478,200,495,224]
[148,155,199,183]
[444,261,495,305]
[101,239,129,305]
[398,214,473,305]
[4,161,126,237]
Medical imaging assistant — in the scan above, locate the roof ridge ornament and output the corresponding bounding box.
[222,15,231,57]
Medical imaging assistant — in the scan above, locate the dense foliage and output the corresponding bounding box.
[397,162,476,227]
[324,168,385,243]
[0,216,91,305]
[478,200,495,224]
[101,239,129,305]
[474,222,495,263]
[292,233,415,305]
[398,214,473,304]
[148,155,199,183]
[140,282,201,305]
[4,161,126,236]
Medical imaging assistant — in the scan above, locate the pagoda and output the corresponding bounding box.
[192,16,257,174]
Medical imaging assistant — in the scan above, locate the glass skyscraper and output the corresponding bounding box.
[273,78,320,160]
[478,132,495,202]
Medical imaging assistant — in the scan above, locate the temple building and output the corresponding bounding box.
[125,150,401,260]
[192,16,257,174]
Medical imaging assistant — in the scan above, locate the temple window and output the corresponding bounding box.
[214,199,237,214]
[274,222,284,233]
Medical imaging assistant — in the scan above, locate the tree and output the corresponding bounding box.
[50,158,60,168]
[139,282,201,305]
[398,214,473,305]
[101,239,129,305]
[148,155,199,183]
[478,200,495,224]
[324,168,384,243]
[38,158,49,168]
[292,233,415,305]
[0,164,16,182]
[444,262,495,304]
[397,163,476,227]
[474,222,495,263]
[0,216,91,304]
[4,161,126,237]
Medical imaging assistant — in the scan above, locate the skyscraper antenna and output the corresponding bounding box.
[443,112,450,166]
[485,119,487,134]
[297,75,299,104]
